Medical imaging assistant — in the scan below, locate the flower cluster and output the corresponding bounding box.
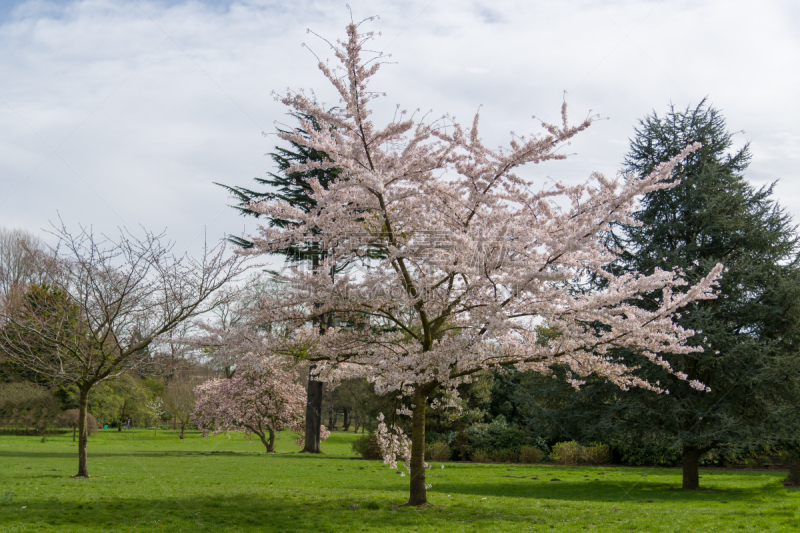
[375,413,412,471]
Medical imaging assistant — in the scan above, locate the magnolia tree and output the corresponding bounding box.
[243,21,722,505]
[192,361,328,452]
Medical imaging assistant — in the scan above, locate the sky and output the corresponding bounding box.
[1,0,798,260]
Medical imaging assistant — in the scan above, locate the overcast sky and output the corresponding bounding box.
[1,0,798,259]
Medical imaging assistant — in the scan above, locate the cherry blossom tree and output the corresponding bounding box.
[191,361,310,453]
[243,20,723,505]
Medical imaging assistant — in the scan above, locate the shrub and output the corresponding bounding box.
[744,457,760,470]
[425,431,455,445]
[352,434,382,460]
[608,434,681,466]
[0,382,61,432]
[56,410,98,437]
[519,445,543,464]
[426,442,451,462]
[780,451,800,485]
[584,443,611,465]
[466,415,529,451]
[550,441,610,465]
[451,430,471,461]
[490,448,520,463]
[470,449,490,463]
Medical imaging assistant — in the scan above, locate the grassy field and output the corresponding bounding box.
[0,429,798,532]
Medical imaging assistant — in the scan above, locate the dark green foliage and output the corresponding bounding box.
[780,450,800,485]
[513,102,800,482]
[424,372,494,437]
[216,113,340,255]
[351,433,382,460]
[466,415,530,451]
[610,100,800,461]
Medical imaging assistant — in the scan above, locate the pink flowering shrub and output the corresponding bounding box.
[192,363,306,453]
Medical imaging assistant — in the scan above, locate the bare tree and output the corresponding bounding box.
[177,274,282,379]
[0,228,48,311]
[162,375,198,439]
[0,223,246,477]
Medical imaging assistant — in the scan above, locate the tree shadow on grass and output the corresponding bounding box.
[0,450,358,460]
[0,494,538,532]
[395,477,789,504]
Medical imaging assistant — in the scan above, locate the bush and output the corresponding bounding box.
[352,434,382,460]
[550,441,610,465]
[425,431,455,445]
[780,451,800,485]
[55,410,98,436]
[470,449,490,463]
[466,415,529,451]
[519,446,543,464]
[607,433,681,466]
[490,448,520,463]
[426,442,451,462]
[451,430,471,461]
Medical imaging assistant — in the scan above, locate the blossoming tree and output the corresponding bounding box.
[244,21,723,505]
[192,361,326,452]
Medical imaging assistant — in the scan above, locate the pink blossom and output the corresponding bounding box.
[238,21,723,503]
[191,359,307,453]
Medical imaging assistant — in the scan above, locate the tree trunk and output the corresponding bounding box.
[72,426,76,442]
[407,386,429,506]
[173,414,177,430]
[255,429,276,453]
[118,420,122,432]
[302,366,324,453]
[179,421,186,439]
[682,446,701,490]
[343,408,350,431]
[76,386,90,478]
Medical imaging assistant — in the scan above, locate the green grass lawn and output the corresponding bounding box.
[0,429,798,532]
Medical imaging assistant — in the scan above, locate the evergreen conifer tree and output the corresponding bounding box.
[574,100,800,489]
[218,114,340,453]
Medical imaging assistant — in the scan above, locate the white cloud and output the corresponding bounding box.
[0,0,798,255]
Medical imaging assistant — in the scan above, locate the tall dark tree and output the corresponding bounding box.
[548,100,800,489]
[218,114,340,453]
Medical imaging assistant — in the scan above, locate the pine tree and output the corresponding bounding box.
[217,113,339,453]
[583,100,800,489]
